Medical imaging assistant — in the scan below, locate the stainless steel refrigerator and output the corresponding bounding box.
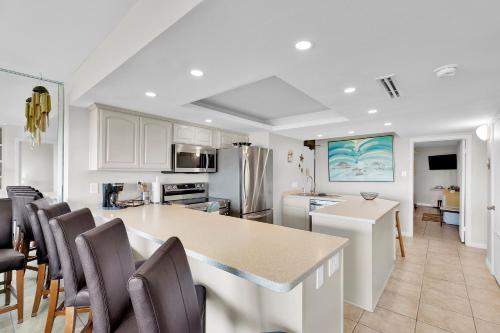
[209,146,273,223]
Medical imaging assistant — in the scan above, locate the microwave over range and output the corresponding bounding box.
[168,144,217,173]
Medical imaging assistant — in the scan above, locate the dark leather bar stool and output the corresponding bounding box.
[25,198,51,317]
[38,202,72,333]
[11,193,42,261]
[0,198,26,323]
[76,218,140,333]
[127,237,206,333]
[50,208,95,333]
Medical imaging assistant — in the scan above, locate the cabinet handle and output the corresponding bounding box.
[487,205,495,211]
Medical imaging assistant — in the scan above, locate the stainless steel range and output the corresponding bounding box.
[162,182,230,215]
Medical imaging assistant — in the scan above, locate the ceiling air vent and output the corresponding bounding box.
[377,75,400,99]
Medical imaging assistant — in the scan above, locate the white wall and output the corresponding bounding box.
[470,135,488,247]
[1,125,25,195]
[315,135,412,234]
[66,106,207,204]
[249,132,314,225]
[19,141,54,192]
[414,145,459,206]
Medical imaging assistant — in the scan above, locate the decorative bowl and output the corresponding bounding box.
[360,192,378,200]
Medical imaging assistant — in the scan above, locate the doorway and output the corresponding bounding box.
[409,134,472,245]
[412,140,464,242]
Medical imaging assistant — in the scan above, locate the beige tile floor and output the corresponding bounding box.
[345,206,500,333]
[0,268,89,332]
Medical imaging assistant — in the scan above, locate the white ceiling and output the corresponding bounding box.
[193,76,328,122]
[9,0,498,140]
[0,0,137,81]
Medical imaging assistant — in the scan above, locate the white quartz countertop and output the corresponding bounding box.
[288,194,399,223]
[87,204,348,292]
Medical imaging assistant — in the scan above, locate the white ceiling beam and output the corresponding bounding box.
[67,0,203,103]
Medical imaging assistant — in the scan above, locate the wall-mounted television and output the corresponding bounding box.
[428,154,457,170]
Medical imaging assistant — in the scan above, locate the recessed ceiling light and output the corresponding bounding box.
[317,134,323,137]
[145,91,156,97]
[190,69,204,77]
[384,122,392,126]
[205,119,212,123]
[368,109,378,114]
[344,87,356,94]
[295,40,312,50]
[348,130,355,134]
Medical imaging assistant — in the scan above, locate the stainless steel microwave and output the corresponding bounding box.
[172,144,217,173]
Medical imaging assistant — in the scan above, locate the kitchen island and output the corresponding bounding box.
[309,195,399,312]
[89,204,349,333]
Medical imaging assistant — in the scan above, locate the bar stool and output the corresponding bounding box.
[76,218,141,333]
[395,211,405,257]
[128,237,206,333]
[38,202,72,333]
[50,208,95,333]
[0,198,26,323]
[25,198,51,317]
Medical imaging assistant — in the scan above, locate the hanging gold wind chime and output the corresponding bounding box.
[25,80,51,146]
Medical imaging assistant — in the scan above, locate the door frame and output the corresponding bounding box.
[408,133,472,245]
[488,115,500,278]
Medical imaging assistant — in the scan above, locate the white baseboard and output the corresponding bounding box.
[486,257,494,274]
[416,202,433,207]
[468,242,487,249]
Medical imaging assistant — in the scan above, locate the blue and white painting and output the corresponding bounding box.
[328,135,394,182]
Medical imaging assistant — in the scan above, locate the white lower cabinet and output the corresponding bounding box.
[282,196,310,231]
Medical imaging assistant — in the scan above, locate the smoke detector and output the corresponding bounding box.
[434,64,458,78]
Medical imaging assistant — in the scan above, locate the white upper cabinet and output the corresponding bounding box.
[98,109,140,169]
[140,117,172,170]
[213,130,249,148]
[89,105,172,171]
[173,124,212,146]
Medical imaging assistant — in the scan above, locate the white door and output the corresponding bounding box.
[100,110,140,169]
[493,119,500,283]
[140,118,172,170]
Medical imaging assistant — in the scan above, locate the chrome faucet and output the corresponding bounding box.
[304,176,315,194]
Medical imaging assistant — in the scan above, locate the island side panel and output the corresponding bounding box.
[371,209,397,310]
[303,249,344,333]
[126,230,304,333]
[312,215,373,311]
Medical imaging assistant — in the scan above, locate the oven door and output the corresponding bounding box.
[241,209,273,224]
[173,144,216,173]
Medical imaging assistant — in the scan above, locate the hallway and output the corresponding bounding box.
[344,207,500,333]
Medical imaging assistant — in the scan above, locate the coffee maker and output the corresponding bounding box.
[102,183,125,209]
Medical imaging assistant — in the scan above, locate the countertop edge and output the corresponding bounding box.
[95,213,349,293]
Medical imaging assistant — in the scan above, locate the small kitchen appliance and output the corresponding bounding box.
[102,183,125,209]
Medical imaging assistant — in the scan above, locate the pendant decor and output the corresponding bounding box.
[25,85,51,145]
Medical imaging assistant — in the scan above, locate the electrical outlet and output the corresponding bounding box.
[328,253,340,277]
[401,170,407,177]
[315,265,324,289]
[291,181,299,188]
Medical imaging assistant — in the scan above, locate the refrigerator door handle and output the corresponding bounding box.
[242,156,248,202]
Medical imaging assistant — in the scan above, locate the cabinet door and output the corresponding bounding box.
[173,124,196,144]
[283,205,309,230]
[195,127,212,146]
[100,110,140,169]
[140,118,172,170]
[220,132,237,148]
